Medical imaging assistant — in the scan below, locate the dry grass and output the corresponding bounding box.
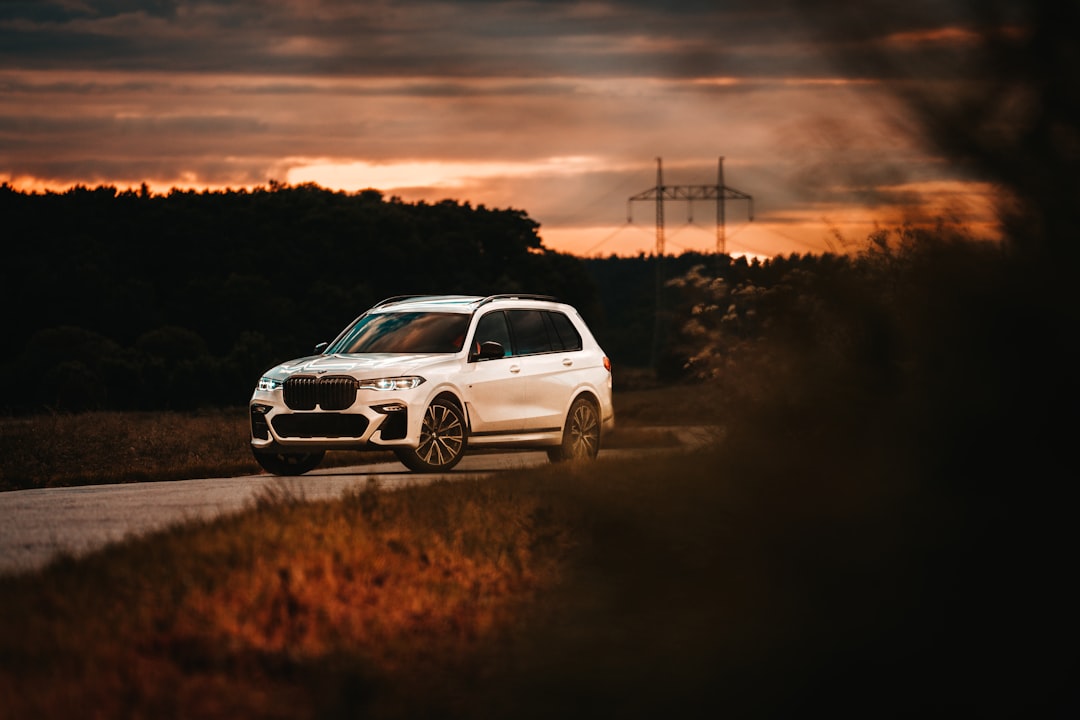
[0,384,692,492]
[0,475,579,719]
[0,410,257,491]
[0,376,729,719]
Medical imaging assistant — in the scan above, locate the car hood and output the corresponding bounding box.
[265,353,456,379]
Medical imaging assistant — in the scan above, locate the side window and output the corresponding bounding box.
[546,311,583,351]
[472,311,512,359]
[506,310,553,355]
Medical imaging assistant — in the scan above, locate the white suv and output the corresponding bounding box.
[249,294,614,475]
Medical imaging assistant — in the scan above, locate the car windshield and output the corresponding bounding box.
[325,311,471,354]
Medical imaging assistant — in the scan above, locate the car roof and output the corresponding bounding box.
[369,294,564,313]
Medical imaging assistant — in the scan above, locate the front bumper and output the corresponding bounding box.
[249,392,413,451]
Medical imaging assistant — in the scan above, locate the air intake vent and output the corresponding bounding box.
[272,413,369,439]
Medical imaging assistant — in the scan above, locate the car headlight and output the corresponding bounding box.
[257,376,284,392]
[357,376,425,391]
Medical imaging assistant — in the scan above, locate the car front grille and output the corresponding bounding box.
[283,375,357,411]
[271,413,369,439]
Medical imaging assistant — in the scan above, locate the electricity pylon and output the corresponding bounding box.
[628,156,753,372]
[628,156,753,256]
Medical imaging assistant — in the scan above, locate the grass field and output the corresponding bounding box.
[0,381,742,719]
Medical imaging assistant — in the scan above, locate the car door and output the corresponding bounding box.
[460,310,528,433]
[505,309,577,432]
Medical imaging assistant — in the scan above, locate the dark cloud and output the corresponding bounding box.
[0,0,830,79]
[1,1,1033,80]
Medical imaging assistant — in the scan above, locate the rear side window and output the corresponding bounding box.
[547,311,583,351]
[505,309,584,355]
[507,310,550,355]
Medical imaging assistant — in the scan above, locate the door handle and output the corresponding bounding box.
[562,358,573,366]
[510,365,521,373]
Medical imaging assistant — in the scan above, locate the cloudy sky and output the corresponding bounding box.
[1,0,1007,258]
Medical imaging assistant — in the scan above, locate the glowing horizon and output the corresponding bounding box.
[1,165,1000,260]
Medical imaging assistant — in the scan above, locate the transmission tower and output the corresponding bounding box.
[628,156,753,372]
[628,156,753,255]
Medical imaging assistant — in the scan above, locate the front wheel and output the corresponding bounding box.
[252,448,326,476]
[395,398,468,472]
[548,397,601,462]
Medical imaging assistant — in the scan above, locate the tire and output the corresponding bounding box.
[395,398,468,472]
[252,448,325,476]
[548,397,601,462]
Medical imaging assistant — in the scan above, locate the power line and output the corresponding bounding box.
[582,221,634,255]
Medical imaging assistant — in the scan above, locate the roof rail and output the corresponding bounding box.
[477,293,559,307]
[371,294,428,308]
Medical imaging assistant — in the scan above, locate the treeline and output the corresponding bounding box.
[2,181,825,414]
[1,180,917,415]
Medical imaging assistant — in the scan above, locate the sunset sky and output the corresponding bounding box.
[0,1,1007,258]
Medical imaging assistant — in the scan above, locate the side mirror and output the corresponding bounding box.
[314,342,329,354]
[475,341,505,361]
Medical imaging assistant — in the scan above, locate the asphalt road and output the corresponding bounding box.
[0,450,572,577]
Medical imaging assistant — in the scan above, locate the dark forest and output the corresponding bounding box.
[3,181,829,413]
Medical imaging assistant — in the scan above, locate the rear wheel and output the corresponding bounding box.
[395,398,468,472]
[548,397,600,462]
[252,448,326,476]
